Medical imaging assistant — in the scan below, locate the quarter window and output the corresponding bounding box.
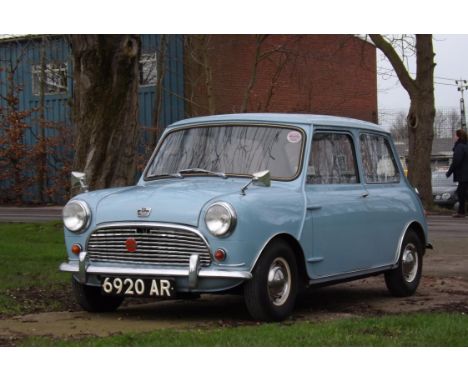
[307,132,359,184]
[360,134,400,183]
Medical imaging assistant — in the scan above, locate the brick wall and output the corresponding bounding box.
[185,35,377,123]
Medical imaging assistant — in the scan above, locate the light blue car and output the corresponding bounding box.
[60,113,431,321]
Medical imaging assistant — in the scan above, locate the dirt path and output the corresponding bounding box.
[1,275,467,343]
[1,215,467,344]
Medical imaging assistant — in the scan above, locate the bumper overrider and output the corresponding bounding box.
[59,252,252,289]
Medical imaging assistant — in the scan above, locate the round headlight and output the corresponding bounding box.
[441,192,451,201]
[63,200,91,232]
[205,202,236,237]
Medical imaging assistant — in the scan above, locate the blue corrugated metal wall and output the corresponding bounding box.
[0,35,184,204]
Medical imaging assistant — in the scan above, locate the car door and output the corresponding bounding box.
[301,130,374,279]
[358,132,407,267]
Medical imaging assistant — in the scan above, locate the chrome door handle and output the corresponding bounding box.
[361,192,369,198]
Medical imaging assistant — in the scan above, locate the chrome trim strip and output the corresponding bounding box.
[215,262,246,268]
[308,265,393,285]
[307,257,324,263]
[59,261,252,280]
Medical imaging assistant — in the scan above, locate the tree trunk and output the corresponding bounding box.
[406,36,436,207]
[70,35,140,190]
[369,34,435,208]
[407,96,435,206]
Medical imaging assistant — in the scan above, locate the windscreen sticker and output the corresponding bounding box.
[287,131,302,143]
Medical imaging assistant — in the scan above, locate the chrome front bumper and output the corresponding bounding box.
[59,251,252,289]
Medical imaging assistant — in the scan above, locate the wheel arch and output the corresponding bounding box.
[408,221,427,255]
[394,220,427,265]
[251,233,309,287]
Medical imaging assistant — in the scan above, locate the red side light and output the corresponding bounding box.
[214,248,226,262]
[71,243,82,255]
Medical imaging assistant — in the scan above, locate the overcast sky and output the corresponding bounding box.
[378,34,468,111]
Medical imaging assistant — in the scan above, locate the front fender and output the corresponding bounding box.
[198,185,305,271]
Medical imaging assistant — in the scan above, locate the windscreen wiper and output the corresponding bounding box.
[156,173,184,179]
[176,168,227,179]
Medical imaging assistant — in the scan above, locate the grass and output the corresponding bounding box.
[19,313,468,346]
[0,222,70,315]
[2,222,468,347]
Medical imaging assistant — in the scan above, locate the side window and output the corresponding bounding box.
[360,133,400,184]
[307,132,359,184]
[31,62,68,95]
[139,53,157,86]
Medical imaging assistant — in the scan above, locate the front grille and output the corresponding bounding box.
[87,225,212,267]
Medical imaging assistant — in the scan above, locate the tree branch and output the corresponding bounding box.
[369,34,417,96]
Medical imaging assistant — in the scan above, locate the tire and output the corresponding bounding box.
[72,277,124,312]
[244,240,298,321]
[385,230,423,297]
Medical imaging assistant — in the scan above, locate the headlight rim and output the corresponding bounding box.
[205,201,237,237]
[63,199,91,233]
[441,192,452,201]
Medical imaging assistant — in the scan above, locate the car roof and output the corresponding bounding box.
[168,113,385,133]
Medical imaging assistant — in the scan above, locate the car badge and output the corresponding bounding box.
[125,238,137,253]
[137,207,151,218]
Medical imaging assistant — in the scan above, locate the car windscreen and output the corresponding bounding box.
[145,125,304,180]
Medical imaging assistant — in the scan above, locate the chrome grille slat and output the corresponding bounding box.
[89,242,206,249]
[90,251,211,259]
[89,247,210,255]
[91,231,200,239]
[88,240,207,249]
[90,253,211,263]
[87,225,212,267]
[89,257,211,266]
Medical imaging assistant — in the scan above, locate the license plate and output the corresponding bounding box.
[101,277,175,298]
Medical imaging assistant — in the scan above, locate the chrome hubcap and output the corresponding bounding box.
[267,257,291,306]
[402,243,419,283]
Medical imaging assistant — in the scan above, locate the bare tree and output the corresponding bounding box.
[369,35,435,208]
[241,35,302,112]
[70,35,141,190]
[389,111,408,141]
[183,35,217,116]
[151,35,167,145]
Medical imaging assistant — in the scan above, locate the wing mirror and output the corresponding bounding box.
[241,170,271,195]
[71,171,89,194]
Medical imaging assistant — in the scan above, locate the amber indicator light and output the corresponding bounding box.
[71,244,82,255]
[214,248,226,262]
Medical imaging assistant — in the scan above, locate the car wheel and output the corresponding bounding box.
[244,240,298,321]
[385,230,423,297]
[72,277,124,312]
